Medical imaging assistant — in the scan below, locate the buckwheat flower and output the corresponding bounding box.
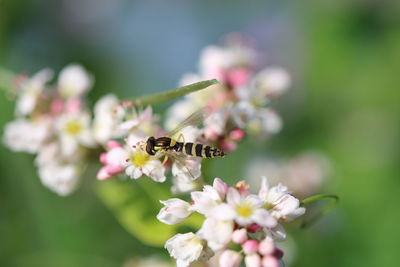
[124,134,166,182]
[258,177,305,222]
[190,182,224,217]
[38,163,80,196]
[219,250,242,267]
[157,198,192,225]
[197,218,233,250]
[15,68,53,116]
[165,232,212,267]
[246,109,282,138]
[58,64,93,99]
[3,118,51,153]
[56,111,95,157]
[96,141,128,180]
[253,67,291,98]
[226,188,277,227]
[245,253,261,267]
[92,94,122,144]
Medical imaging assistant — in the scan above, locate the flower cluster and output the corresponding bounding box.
[166,34,291,152]
[157,177,305,267]
[3,65,97,195]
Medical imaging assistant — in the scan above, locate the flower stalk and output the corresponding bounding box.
[133,79,219,105]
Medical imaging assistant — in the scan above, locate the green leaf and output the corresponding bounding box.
[96,178,203,247]
[133,79,219,106]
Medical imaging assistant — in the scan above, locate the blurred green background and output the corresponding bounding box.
[1,0,399,266]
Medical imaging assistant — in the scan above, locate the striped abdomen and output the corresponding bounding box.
[172,142,225,158]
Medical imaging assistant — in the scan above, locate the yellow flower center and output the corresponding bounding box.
[236,202,253,217]
[65,120,82,135]
[131,150,150,167]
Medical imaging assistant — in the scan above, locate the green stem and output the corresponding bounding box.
[133,79,219,106]
[300,194,339,229]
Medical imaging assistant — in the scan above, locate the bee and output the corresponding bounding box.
[142,108,226,160]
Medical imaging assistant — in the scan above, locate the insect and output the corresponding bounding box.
[141,107,226,160]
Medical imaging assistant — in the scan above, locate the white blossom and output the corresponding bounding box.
[157,198,192,225]
[258,177,305,222]
[38,163,80,196]
[165,233,208,267]
[58,64,93,99]
[56,111,95,156]
[3,118,51,154]
[15,68,53,116]
[198,218,233,250]
[92,94,122,144]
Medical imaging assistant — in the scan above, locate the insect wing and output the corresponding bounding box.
[167,151,200,181]
[167,107,210,138]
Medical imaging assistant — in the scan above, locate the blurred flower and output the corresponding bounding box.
[38,162,80,196]
[165,34,291,152]
[15,68,53,116]
[58,64,93,99]
[3,118,51,153]
[56,110,95,157]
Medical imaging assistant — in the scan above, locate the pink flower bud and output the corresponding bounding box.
[228,68,251,88]
[107,140,122,149]
[65,98,81,113]
[96,167,111,180]
[219,250,242,267]
[261,255,281,267]
[242,240,259,255]
[221,139,237,151]
[245,253,261,267]
[229,128,246,141]
[232,228,248,244]
[100,153,108,164]
[50,98,64,115]
[105,164,124,176]
[259,239,275,255]
[273,248,284,259]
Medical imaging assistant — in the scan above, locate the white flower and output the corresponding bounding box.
[3,118,51,154]
[225,188,277,227]
[56,111,95,156]
[38,163,80,196]
[254,67,291,98]
[15,68,53,116]
[190,183,224,217]
[123,134,166,182]
[231,101,256,128]
[245,253,261,267]
[198,218,233,250]
[258,177,305,221]
[165,232,206,267]
[157,198,192,225]
[58,64,93,99]
[219,250,242,267]
[246,109,282,137]
[92,94,122,144]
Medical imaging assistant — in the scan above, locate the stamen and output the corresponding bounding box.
[125,158,130,162]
